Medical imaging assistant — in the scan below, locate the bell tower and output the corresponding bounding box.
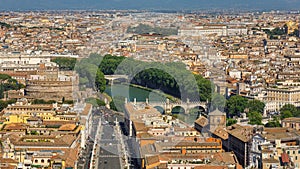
[208,108,226,130]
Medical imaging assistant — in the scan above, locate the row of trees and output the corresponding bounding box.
[0,99,17,112]
[226,95,265,117]
[75,53,106,91]
[263,25,299,39]
[32,99,56,104]
[109,95,126,112]
[127,23,178,36]
[225,95,300,126]
[226,95,265,125]
[51,57,77,71]
[280,104,300,119]
[76,54,213,102]
[0,22,11,28]
[264,104,300,127]
[85,97,106,107]
[31,98,74,105]
[0,74,25,99]
[74,54,300,128]
[0,74,24,111]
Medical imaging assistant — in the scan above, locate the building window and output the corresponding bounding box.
[41,159,44,163]
[35,160,38,163]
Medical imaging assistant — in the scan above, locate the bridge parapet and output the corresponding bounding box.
[133,98,208,114]
[104,75,129,85]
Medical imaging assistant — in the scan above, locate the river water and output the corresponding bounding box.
[105,84,166,102]
[105,84,202,125]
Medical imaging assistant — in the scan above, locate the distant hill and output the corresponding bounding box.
[1,0,300,11]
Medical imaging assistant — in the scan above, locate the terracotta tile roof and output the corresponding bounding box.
[21,135,56,140]
[42,120,77,126]
[0,165,16,169]
[211,152,237,165]
[58,124,77,131]
[132,120,148,132]
[227,124,253,142]
[195,116,208,127]
[263,158,280,164]
[12,134,77,148]
[6,104,53,110]
[136,133,153,139]
[3,123,27,130]
[56,135,77,146]
[0,157,18,163]
[63,148,80,168]
[159,152,209,160]
[157,140,220,149]
[124,103,161,120]
[194,166,228,169]
[174,127,197,132]
[282,117,300,123]
[261,128,299,141]
[145,155,160,166]
[174,141,220,147]
[80,103,92,116]
[212,127,228,140]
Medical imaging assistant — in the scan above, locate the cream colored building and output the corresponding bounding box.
[264,87,300,111]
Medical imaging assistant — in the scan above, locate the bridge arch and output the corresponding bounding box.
[189,106,207,118]
[171,106,185,114]
[154,106,165,114]
[104,75,129,85]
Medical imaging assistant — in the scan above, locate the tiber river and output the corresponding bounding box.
[105,84,204,125]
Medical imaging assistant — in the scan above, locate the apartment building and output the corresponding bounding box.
[264,87,300,111]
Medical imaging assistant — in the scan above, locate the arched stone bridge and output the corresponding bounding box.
[133,98,208,114]
[104,75,129,85]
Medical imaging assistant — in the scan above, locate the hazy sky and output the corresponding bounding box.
[1,0,300,11]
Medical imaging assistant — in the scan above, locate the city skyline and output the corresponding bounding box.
[1,0,300,11]
[1,4,300,169]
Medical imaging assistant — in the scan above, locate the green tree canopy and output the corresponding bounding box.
[0,100,8,112]
[95,69,106,93]
[226,95,248,117]
[85,97,106,107]
[0,22,11,28]
[281,110,293,120]
[32,99,56,104]
[110,96,126,112]
[248,111,263,125]
[211,93,226,111]
[0,99,17,111]
[0,74,25,99]
[51,57,77,70]
[247,99,265,114]
[76,53,213,102]
[127,23,178,36]
[280,104,300,118]
[0,74,11,80]
[263,27,286,39]
[226,118,237,126]
[265,117,281,127]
